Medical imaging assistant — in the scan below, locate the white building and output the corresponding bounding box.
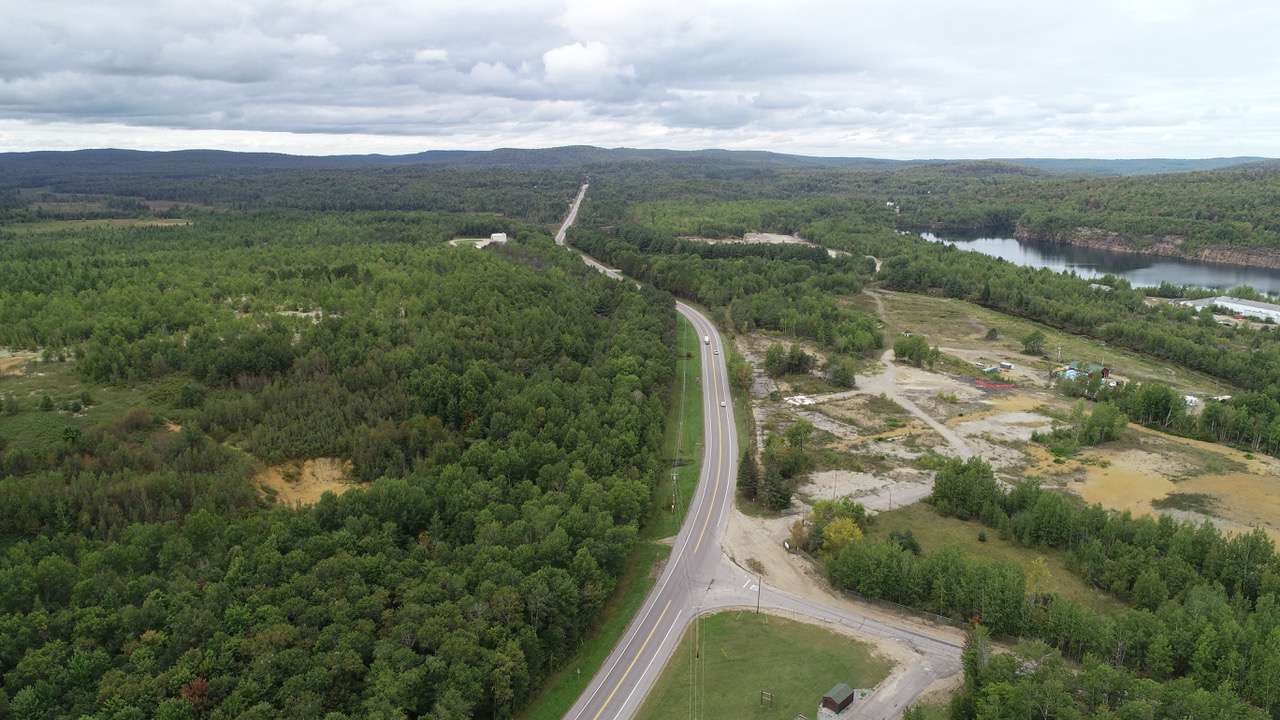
[1180,296,1280,323]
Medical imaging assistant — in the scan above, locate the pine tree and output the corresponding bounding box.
[736,448,759,500]
[761,464,791,510]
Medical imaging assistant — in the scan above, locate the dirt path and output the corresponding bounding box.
[796,290,973,459]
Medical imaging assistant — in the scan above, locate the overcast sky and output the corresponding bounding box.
[3,0,1278,157]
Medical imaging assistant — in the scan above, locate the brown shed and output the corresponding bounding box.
[821,683,856,714]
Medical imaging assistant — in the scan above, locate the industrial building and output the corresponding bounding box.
[1180,296,1280,323]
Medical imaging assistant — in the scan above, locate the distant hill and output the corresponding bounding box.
[0,146,1271,188]
[994,157,1269,175]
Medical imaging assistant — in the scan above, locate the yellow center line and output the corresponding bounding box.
[694,326,723,554]
[592,599,673,720]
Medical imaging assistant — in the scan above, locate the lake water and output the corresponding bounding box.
[921,232,1280,296]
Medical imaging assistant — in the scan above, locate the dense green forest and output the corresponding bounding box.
[894,164,1280,251]
[0,170,584,224]
[830,459,1280,719]
[7,146,1280,252]
[7,150,1280,719]
[0,214,677,719]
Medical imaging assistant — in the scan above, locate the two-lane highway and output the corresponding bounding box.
[565,303,739,720]
[555,184,589,246]
[559,183,962,720]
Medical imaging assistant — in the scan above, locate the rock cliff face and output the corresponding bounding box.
[1013,225,1280,270]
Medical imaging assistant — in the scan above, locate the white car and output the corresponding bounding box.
[714,349,719,355]
[720,401,726,407]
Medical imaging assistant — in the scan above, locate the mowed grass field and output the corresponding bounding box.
[636,612,894,720]
[518,315,704,720]
[866,502,1124,615]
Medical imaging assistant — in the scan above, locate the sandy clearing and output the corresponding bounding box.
[724,504,811,593]
[799,470,934,512]
[799,407,865,440]
[1073,449,1178,512]
[0,351,37,376]
[680,232,851,258]
[256,458,356,506]
[1022,444,1086,482]
[721,503,966,653]
[951,411,1054,444]
[1069,428,1280,542]
[449,236,508,249]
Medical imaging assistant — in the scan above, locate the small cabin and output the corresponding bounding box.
[821,683,856,716]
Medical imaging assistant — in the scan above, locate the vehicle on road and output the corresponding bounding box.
[704,335,710,345]
[720,400,726,407]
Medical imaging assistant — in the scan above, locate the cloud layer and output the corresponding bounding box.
[3,0,1278,156]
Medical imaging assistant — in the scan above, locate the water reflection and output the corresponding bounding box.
[921,233,1280,296]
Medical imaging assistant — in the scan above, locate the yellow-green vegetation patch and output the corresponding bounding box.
[0,361,176,453]
[636,611,895,720]
[875,290,1235,396]
[867,502,1124,615]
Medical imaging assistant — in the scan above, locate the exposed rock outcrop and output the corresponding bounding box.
[1013,225,1280,270]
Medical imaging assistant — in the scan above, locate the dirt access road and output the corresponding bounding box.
[792,290,974,459]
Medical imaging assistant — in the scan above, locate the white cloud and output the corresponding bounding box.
[2,0,1280,156]
[542,41,633,86]
[413,48,449,63]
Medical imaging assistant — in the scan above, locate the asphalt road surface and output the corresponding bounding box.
[555,184,589,246]
[565,303,740,720]
[560,185,963,720]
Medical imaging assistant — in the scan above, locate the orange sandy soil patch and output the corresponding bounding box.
[825,422,929,454]
[944,392,1054,427]
[1068,425,1280,542]
[1023,444,1087,482]
[256,458,357,506]
[0,352,37,376]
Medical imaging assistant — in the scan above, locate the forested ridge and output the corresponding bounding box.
[892,164,1280,252]
[0,214,678,719]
